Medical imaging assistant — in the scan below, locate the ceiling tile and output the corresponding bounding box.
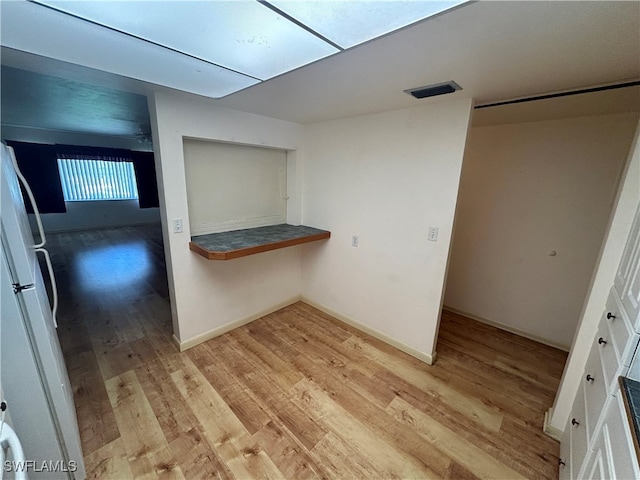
[36,0,339,80]
[268,0,467,48]
[1,1,260,97]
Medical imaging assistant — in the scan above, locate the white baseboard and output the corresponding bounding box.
[36,220,161,234]
[171,333,181,350]
[174,295,302,352]
[173,294,437,366]
[300,297,436,366]
[543,408,563,441]
[443,305,570,352]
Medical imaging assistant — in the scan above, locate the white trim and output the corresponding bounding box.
[443,305,570,352]
[300,297,436,365]
[174,295,301,351]
[173,294,438,365]
[33,219,161,234]
[171,333,181,350]
[543,408,563,441]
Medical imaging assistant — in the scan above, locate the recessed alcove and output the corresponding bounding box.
[183,138,329,260]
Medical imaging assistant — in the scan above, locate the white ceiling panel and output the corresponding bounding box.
[35,0,339,80]
[217,1,640,123]
[1,1,638,130]
[0,1,259,97]
[269,0,466,48]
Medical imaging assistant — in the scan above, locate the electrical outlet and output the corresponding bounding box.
[428,226,439,242]
[352,235,359,248]
[173,218,183,233]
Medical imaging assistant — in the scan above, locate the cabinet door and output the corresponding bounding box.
[605,394,640,480]
[571,384,589,478]
[559,418,572,480]
[584,450,607,480]
[607,289,638,367]
[614,203,640,326]
[583,333,609,441]
[583,429,611,480]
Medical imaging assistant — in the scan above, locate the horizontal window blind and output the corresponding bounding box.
[57,158,139,201]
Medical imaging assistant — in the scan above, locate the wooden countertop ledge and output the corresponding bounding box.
[189,224,331,260]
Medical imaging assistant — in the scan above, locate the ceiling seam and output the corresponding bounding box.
[27,0,265,82]
[256,0,345,51]
[475,81,640,109]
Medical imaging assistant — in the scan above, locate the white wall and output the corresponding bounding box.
[183,139,287,235]
[300,99,473,363]
[547,119,640,435]
[28,200,160,233]
[149,92,304,345]
[445,113,639,349]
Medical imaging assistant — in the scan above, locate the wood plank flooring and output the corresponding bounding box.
[46,224,568,479]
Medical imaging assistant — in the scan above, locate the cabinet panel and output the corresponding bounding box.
[584,450,607,480]
[607,289,638,367]
[584,428,611,480]
[559,419,572,480]
[584,335,609,441]
[570,384,589,477]
[604,394,640,480]
[595,319,628,397]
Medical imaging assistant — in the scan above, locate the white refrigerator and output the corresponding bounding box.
[0,143,85,479]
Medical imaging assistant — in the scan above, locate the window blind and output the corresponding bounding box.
[57,158,139,201]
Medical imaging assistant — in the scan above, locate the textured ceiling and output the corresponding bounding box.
[2,0,465,97]
[0,1,638,138]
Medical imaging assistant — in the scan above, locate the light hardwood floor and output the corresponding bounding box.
[46,224,568,479]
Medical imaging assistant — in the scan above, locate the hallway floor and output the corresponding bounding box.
[47,224,568,479]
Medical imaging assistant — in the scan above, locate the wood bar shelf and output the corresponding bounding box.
[189,224,331,260]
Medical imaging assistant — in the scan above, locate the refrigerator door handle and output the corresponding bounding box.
[35,248,58,328]
[0,422,28,480]
[7,146,47,248]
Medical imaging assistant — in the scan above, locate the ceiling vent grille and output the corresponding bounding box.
[404,81,462,99]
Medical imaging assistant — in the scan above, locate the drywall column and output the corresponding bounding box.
[149,92,304,347]
[301,98,473,364]
[546,120,640,435]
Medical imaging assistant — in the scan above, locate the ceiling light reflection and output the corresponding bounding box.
[74,242,151,291]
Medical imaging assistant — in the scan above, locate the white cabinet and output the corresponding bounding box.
[560,203,640,478]
[560,423,572,480]
[584,391,640,480]
[583,335,608,440]
[570,385,589,476]
[607,290,638,368]
[583,445,606,480]
[603,394,640,480]
[561,315,639,479]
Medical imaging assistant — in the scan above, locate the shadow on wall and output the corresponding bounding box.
[29,200,160,233]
